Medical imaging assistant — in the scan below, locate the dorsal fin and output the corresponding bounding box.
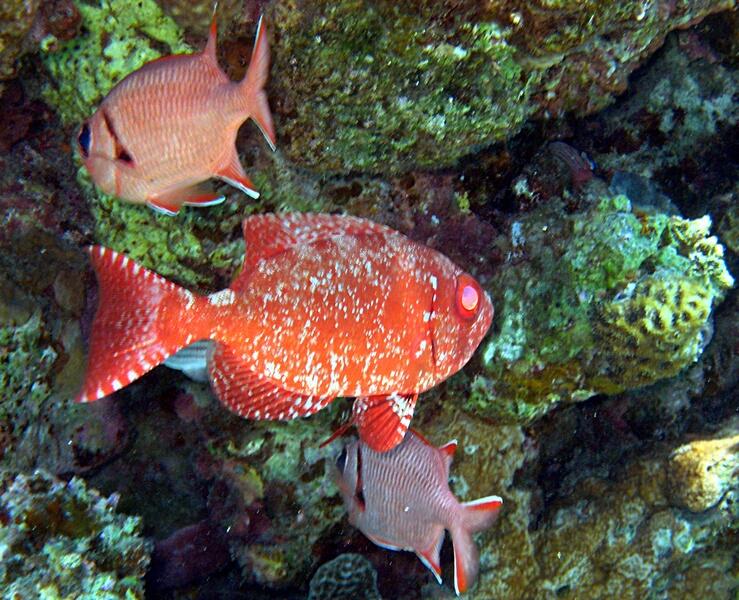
[232,213,393,289]
[203,6,218,63]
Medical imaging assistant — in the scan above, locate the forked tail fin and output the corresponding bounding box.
[77,246,209,403]
[450,496,503,595]
[241,15,276,150]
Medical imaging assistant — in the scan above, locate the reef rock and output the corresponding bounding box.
[0,469,151,598]
[469,194,734,422]
[269,0,733,173]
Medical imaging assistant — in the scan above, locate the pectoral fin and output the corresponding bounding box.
[351,393,418,452]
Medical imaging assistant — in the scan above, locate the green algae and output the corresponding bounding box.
[469,195,734,422]
[0,312,56,429]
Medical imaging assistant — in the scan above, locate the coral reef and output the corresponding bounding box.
[0,469,151,598]
[469,194,734,422]
[414,396,738,599]
[0,0,39,92]
[307,553,382,600]
[214,405,347,589]
[269,0,731,173]
[583,32,738,210]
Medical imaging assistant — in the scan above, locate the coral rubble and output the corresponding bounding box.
[0,469,151,598]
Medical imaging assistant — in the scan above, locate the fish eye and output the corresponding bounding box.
[78,123,91,158]
[455,274,481,320]
[336,448,347,473]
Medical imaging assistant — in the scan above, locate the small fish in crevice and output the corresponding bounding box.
[335,430,503,595]
[76,11,276,215]
[77,213,493,452]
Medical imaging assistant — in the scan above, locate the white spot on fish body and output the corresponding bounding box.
[181,289,195,311]
[209,289,236,306]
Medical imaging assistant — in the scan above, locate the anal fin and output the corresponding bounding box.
[147,183,224,215]
[215,150,259,199]
[417,525,445,585]
[352,393,418,452]
[207,342,333,420]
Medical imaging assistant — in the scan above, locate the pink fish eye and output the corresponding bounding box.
[455,274,481,320]
[461,285,478,311]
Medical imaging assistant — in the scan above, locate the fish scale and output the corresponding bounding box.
[77,213,493,452]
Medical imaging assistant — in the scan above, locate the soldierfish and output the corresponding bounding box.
[76,13,276,215]
[335,430,503,595]
[77,213,493,451]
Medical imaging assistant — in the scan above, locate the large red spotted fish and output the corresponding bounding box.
[76,13,276,215]
[335,430,503,595]
[77,214,494,451]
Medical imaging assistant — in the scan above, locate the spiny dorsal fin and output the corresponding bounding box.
[233,213,394,288]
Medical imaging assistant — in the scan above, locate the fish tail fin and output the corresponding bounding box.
[242,14,276,150]
[450,496,503,595]
[77,246,209,403]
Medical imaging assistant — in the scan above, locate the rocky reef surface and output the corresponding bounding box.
[0,0,736,598]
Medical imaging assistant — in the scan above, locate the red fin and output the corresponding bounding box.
[203,7,218,63]
[147,184,224,215]
[416,525,445,585]
[452,496,502,595]
[214,150,259,199]
[185,194,225,207]
[439,439,458,458]
[78,247,205,403]
[352,393,418,452]
[146,196,181,216]
[462,496,503,524]
[233,213,393,288]
[241,15,276,150]
[208,342,334,419]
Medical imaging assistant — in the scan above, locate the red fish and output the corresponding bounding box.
[335,430,503,595]
[76,13,276,215]
[77,214,493,451]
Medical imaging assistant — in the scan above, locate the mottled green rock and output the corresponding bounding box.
[0,469,151,599]
[469,195,734,422]
[269,0,733,173]
[271,0,538,174]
